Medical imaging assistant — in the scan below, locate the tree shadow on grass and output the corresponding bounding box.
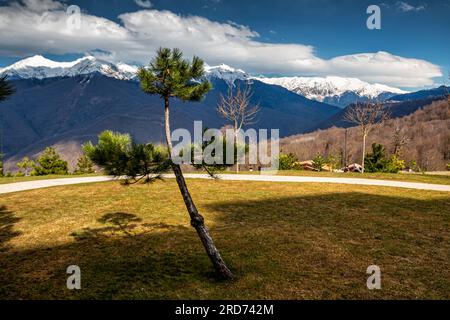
[0,205,21,252]
[0,192,449,299]
[71,212,188,240]
[1,211,203,299]
[71,212,143,239]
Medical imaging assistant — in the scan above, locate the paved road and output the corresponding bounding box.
[1,174,450,194]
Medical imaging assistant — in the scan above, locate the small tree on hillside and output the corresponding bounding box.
[217,83,260,172]
[364,143,389,173]
[16,157,35,176]
[312,154,326,172]
[74,154,95,174]
[33,147,68,176]
[392,126,409,156]
[344,102,389,173]
[365,143,405,173]
[278,152,298,170]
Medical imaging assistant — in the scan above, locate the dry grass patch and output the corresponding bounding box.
[0,179,449,299]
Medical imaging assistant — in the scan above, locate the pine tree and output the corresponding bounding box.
[16,157,35,176]
[33,147,69,176]
[74,154,95,174]
[138,48,233,279]
[84,130,170,182]
[312,154,326,172]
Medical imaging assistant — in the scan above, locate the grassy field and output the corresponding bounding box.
[1,179,449,299]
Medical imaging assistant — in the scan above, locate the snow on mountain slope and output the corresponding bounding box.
[256,76,408,107]
[0,55,139,80]
[0,56,250,83]
[0,56,408,108]
[204,63,250,82]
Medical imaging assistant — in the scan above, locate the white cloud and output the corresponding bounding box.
[0,0,442,87]
[134,0,152,9]
[396,1,426,12]
[327,52,440,87]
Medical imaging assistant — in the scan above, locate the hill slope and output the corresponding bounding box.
[281,99,450,171]
[311,87,449,131]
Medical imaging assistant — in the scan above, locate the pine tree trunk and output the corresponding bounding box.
[164,97,234,280]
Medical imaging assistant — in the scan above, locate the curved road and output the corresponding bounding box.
[1,174,450,194]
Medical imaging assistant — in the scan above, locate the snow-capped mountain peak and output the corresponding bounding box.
[0,56,408,108]
[204,63,249,83]
[0,56,252,83]
[5,55,73,70]
[255,75,408,107]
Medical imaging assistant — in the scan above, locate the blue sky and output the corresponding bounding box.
[0,0,448,89]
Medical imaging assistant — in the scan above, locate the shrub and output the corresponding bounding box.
[33,147,69,176]
[312,154,326,172]
[83,131,134,176]
[74,154,95,174]
[83,131,170,181]
[386,154,405,173]
[325,155,341,171]
[365,143,405,173]
[278,153,299,170]
[16,157,35,176]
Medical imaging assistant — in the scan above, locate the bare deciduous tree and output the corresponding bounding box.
[392,123,410,157]
[217,83,260,172]
[344,102,390,172]
[446,73,450,106]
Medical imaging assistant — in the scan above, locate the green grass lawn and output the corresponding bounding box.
[1,179,449,299]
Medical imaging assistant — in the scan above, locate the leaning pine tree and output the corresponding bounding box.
[137,48,233,279]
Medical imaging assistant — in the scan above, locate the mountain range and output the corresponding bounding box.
[256,76,408,108]
[1,55,408,108]
[0,55,447,171]
[0,56,341,169]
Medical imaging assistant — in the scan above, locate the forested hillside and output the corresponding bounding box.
[281,99,450,171]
